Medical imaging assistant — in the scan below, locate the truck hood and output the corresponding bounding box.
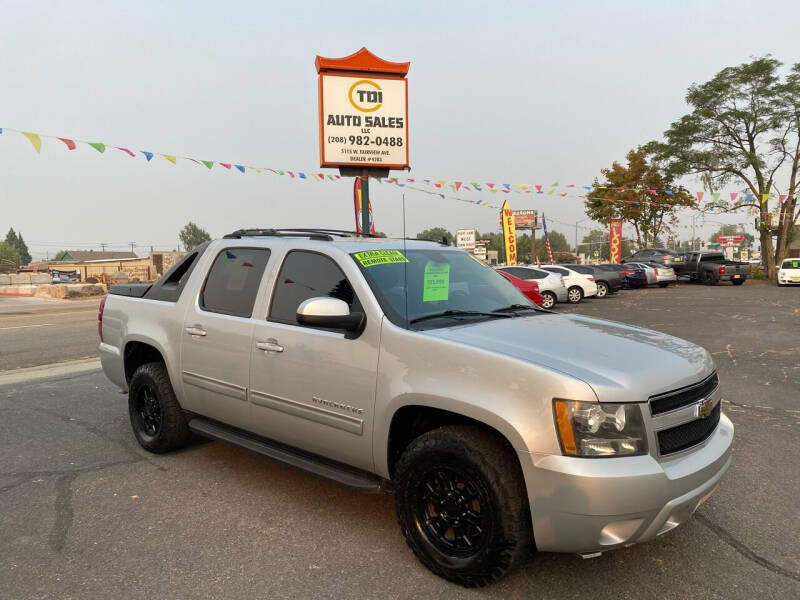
[424,313,714,403]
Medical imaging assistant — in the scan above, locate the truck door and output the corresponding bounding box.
[180,246,271,430]
[248,250,379,471]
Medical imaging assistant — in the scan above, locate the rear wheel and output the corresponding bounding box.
[595,282,609,298]
[567,286,583,303]
[732,279,744,286]
[703,271,717,286]
[540,291,556,309]
[129,362,189,453]
[394,426,531,587]
[658,282,669,288]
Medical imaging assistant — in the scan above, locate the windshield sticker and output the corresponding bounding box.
[353,250,409,267]
[423,262,450,302]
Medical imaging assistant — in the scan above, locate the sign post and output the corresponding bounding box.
[316,48,410,236]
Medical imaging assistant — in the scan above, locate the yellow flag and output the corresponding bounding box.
[761,194,769,204]
[248,166,262,173]
[162,154,177,164]
[22,131,42,153]
[501,200,518,266]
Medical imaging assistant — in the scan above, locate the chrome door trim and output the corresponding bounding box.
[182,370,247,402]
[249,389,364,436]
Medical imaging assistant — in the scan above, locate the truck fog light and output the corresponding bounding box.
[554,400,647,457]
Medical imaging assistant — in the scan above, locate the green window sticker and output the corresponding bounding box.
[353,250,409,267]
[423,262,450,302]
[793,261,799,268]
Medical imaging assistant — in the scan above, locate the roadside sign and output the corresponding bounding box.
[316,48,409,170]
[512,210,538,229]
[456,229,477,251]
[717,235,744,244]
[740,250,749,261]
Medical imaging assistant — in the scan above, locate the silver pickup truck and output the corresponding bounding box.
[99,229,733,587]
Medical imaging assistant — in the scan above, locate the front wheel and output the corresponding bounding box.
[567,286,583,304]
[540,291,556,309]
[595,281,609,298]
[394,426,531,587]
[129,362,189,453]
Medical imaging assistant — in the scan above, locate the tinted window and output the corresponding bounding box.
[544,267,569,276]
[505,267,537,279]
[571,266,593,274]
[270,251,362,326]
[200,248,271,317]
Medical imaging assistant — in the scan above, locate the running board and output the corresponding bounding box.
[188,418,386,494]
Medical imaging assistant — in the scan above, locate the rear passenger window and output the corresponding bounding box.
[270,251,362,326]
[200,248,271,318]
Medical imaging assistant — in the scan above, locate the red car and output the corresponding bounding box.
[496,269,544,306]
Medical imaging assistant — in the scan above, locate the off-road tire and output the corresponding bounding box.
[567,286,583,304]
[540,291,556,309]
[596,282,609,298]
[394,426,532,587]
[128,362,189,453]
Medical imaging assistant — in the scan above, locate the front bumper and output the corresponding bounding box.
[520,412,733,553]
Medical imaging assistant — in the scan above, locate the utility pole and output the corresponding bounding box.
[101,243,106,252]
[130,242,136,255]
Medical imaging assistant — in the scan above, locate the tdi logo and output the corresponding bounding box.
[348,79,383,113]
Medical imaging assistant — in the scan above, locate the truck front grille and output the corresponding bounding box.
[657,403,720,455]
[649,372,718,415]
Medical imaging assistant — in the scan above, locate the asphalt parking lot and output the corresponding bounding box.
[1,281,798,599]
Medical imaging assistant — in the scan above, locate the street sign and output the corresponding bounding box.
[316,48,409,170]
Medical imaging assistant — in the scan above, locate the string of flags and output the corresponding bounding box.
[3,125,797,221]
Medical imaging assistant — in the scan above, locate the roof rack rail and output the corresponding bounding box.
[223,228,378,241]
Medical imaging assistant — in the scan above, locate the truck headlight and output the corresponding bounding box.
[553,400,647,457]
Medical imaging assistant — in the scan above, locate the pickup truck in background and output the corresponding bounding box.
[674,251,751,285]
[98,229,733,586]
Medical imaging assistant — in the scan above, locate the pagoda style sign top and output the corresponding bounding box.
[315,47,410,76]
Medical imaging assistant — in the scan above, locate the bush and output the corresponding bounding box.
[750,265,767,280]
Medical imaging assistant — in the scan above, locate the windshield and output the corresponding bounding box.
[352,248,542,329]
[782,259,799,269]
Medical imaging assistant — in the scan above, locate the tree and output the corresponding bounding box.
[179,222,211,250]
[53,250,69,261]
[585,148,695,248]
[0,241,20,271]
[4,228,31,265]
[416,227,453,245]
[648,56,800,278]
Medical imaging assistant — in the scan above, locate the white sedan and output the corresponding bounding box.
[540,265,598,303]
[777,258,800,285]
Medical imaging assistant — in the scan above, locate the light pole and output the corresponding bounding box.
[574,218,592,259]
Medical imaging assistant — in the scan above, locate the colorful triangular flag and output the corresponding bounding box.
[22,131,42,153]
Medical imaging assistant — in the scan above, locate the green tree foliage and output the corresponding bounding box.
[585,148,694,248]
[53,250,69,261]
[4,228,31,265]
[0,241,20,271]
[648,56,800,277]
[578,229,633,260]
[416,227,453,245]
[179,222,212,250]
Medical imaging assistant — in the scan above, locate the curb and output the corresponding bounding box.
[0,357,102,386]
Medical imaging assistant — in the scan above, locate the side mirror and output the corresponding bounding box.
[296,297,364,332]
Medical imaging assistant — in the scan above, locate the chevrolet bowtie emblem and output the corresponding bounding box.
[698,397,715,418]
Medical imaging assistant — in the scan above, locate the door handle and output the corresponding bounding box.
[185,326,207,337]
[256,340,284,353]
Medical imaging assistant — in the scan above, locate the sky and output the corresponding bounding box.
[1,0,797,260]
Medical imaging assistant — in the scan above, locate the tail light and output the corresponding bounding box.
[718,266,726,275]
[661,255,669,261]
[98,295,107,342]
[587,277,595,282]
[623,270,633,275]
[653,268,659,275]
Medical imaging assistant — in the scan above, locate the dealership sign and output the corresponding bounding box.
[717,235,744,244]
[316,48,410,170]
[456,229,477,250]
[512,209,538,229]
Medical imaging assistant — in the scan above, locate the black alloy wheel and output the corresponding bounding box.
[415,467,490,557]
[132,383,162,441]
[596,281,609,298]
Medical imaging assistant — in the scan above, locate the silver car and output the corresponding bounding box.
[646,262,678,287]
[496,265,568,308]
[99,232,732,586]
